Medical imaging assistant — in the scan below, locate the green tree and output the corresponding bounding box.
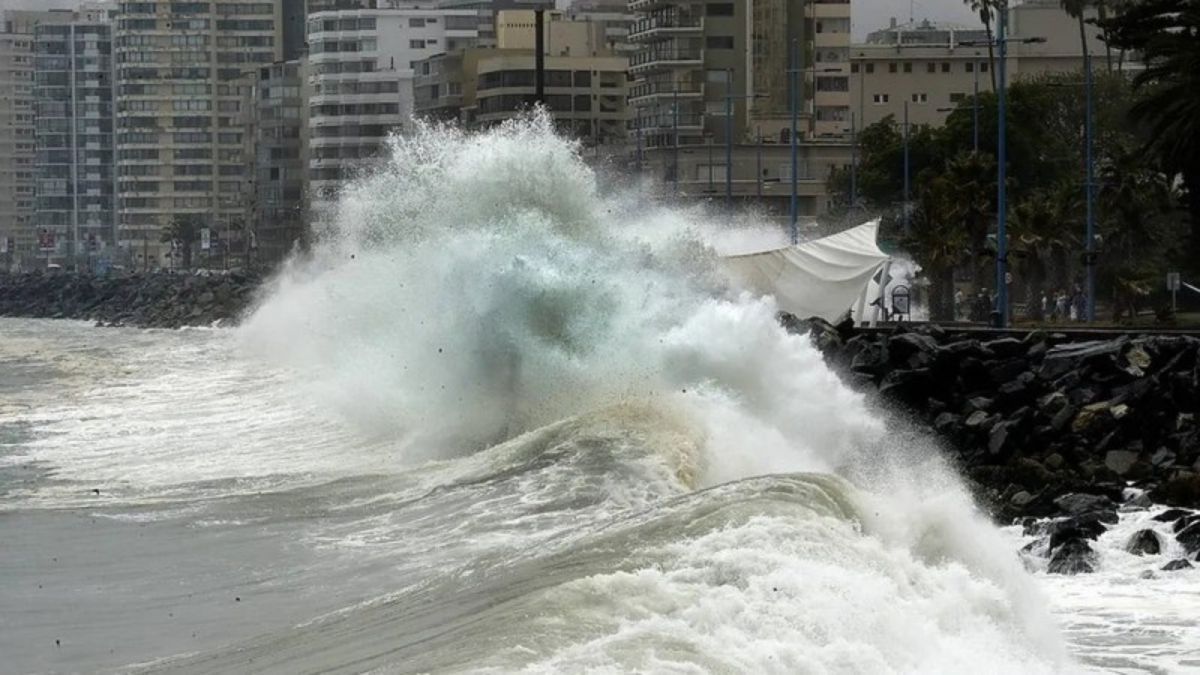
[1100,0,1200,260]
[161,214,202,270]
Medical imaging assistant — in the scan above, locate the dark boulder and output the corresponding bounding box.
[1162,559,1194,571]
[1151,474,1200,509]
[1126,529,1162,556]
[1048,538,1097,575]
[1054,493,1116,517]
[1177,521,1200,555]
[1152,508,1195,525]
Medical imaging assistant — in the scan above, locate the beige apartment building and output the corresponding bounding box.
[113,0,283,270]
[414,10,629,145]
[627,0,853,217]
[852,1,1110,130]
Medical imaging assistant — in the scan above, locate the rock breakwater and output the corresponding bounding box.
[0,271,261,329]
[790,317,1200,524]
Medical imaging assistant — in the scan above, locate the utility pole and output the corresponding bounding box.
[1084,53,1096,322]
[673,89,679,195]
[789,38,801,244]
[850,112,858,210]
[996,5,1010,327]
[756,127,763,200]
[973,58,980,153]
[725,68,733,210]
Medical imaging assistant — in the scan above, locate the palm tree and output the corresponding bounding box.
[1100,0,1200,257]
[1010,188,1079,320]
[905,177,970,321]
[965,0,998,91]
[1060,0,1093,77]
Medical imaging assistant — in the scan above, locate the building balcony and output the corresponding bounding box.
[628,15,703,42]
[627,81,703,105]
[630,48,703,73]
[628,0,679,11]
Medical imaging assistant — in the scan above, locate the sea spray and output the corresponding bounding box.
[232,113,1072,671]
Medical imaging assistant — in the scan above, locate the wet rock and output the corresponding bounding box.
[1054,493,1116,517]
[1126,529,1161,556]
[1177,522,1200,555]
[1152,474,1200,509]
[1152,508,1194,525]
[1105,450,1140,476]
[1010,490,1035,508]
[1161,559,1193,571]
[933,412,960,435]
[1048,538,1097,575]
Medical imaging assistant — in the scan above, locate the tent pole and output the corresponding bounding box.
[855,274,871,326]
[870,259,892,327]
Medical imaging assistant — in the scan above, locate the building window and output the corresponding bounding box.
[888,63,897,73]
[942,62,951,73]
[409,18,425,28]
[850,63,859,73]
[705,35,734,49]
[865,63,874,74]
[927,62,936,73]
[911,93,927,103]
[706,3,734,16]
[706,69,730,83]
[980,62,989,72]
[410,39,426,49]
[872,94,889,104]
[903,62,912,73]
[965,62,974,73]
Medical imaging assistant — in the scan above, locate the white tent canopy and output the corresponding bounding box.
[720,220,893,323]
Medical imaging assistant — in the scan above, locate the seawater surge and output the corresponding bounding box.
[227,115,1067,672]
[1,115,1071,673]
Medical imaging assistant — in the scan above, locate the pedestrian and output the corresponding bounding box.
[1056,290,1069,322]
[1073,287,1086,322]
[954,288,964,321]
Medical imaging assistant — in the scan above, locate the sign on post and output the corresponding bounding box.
[1167,272,1181,291]
[200,227,211,251]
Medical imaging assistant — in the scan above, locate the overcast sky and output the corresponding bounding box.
[3,0,985,40]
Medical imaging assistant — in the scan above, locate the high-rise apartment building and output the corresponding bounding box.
[113,0,281,270]
[305,2,479,200]
[34,5,118,270]
[1,11,52,269]
[436,0,555,48]
[251,59,305,265]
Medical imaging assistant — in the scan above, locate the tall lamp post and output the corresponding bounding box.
[789,38,801,244]
[903,100,910,235]
[725,68,766,209]
[1084,54,1096,322]
[963,20,1045,327]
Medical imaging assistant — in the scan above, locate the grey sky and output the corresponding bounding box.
[4,0,986,40]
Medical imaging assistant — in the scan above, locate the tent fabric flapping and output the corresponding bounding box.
[720,220,891,322]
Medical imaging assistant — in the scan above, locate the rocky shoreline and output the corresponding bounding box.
[0,271,261,329]
[792,315,1200,573]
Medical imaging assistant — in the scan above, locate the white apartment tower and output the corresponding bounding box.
[34,5,118,270]
[113,1,281,269]
[306,2,480,200]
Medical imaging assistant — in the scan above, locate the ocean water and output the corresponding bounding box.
[1,117,1195,674]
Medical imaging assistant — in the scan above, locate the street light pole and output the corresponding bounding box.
[673,89,680,194]
[973,59,980,153]
[789,38,800,244]
[850,112,858,209]
[725,68,733,209]
[756,126,763,200]
[997,5,1010,327]
[903,100,910,235]
[1084,53,1096,322]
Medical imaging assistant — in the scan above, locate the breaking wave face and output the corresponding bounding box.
[233,114,1069,672]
